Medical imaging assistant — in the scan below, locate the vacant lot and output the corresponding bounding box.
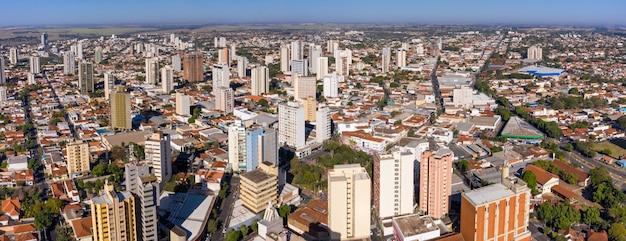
[593,141,626,159]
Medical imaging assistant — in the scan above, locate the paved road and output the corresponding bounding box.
[560,143,626,191]
[44,73,78,139]
[528,220,550,241]
[430,58,444,114]
[211,175,240,241]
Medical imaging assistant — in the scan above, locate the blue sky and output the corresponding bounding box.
[3,0,625,27]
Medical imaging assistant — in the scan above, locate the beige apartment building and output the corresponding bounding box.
[328,164,371,240]
[239,162,278,213]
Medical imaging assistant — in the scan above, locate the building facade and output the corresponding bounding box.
[183,52,203,82]
[215,86,234,114]
[374,148,414,219]
[240,162,278,213]
[91,182,137,241]
[110,87,131,130]
[419,148,453,219]
[328,164,371,240]
[65,140,90,178]
[278,102,305,148]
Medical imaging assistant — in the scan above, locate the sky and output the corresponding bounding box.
[3,0,625,27]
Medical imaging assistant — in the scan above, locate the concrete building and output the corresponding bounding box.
[382,47,391,73]
[309,44,322,75]
[95,46,103,64]
[183,52,203,82]
[374,148,414,220]
[9,48,18,65]
[280,44,290,73]
[335,49,352,76]
[215,86,234,114]
[175,92,191,116]
[460,167,531,241]
[65,140,90,178]
[78,61,94,94]
[419,148,453,219]
[230,43,237,64]
[237,56,248,77]
[104,72,114,100]
[230,121,279,172]
[212,63,229,90]
[527,45,542,60]
[316,57,329,80]
[328,164,371,240]
[63,51,75,75]
[29,55,40,74]
[251,66,269,96]
[327,40,339,54]
[396,49,407,68]
[323,72,340,98]
[91,182,137,241]
[144,132,172,186]
[291,40,303,60]
[316,106,331,143]
[228,120,247,172]
[240,162,279,213]
[145,57,159,85]
[453,85,473,109]
[218,47,230,64]
[161,65,174,93]
[171,54,181,72]
[0,58,5,85]
[124,163,159,241]
[278,102,305,148]
[293,75,316,101]
[291,59,308,76]
[303,96,317,122]
[110,86,132,130]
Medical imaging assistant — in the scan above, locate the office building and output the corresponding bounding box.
[453,85,473,109]
[293,75,316,101]
[303,96,317,122]
[91,182,137,241]
[104,72,114,100]
[171,54,181,72]
[212,64,229,90]
[161,66,174,93]
[419,148,453,219]
[63,51,76,75]
[316,106,331,143]
[392,214,449,241]
[218,47,229,64]
[65,140,90,178]
[183,52,204,82]
[95,46,103,64]
[237,56,248,77]
[145,57,159,85]
[278,102,305,148]
[240,162,278,213]
[328,164,371,240]
[382,47,391,73]
[144,132,172,186]
[396,49,407,68]
[309,45,322,74]
[258,127,279,166]
[78,61,94,94]
[215,86,234,114]
[460,167,531,241]
[110,86,132,130]
[29,55,40,74]
[124,163,159,241]
[323,72,340,98]
[290,59,308,76]
[527,45,542,60]
[335,49,352,76]
[251,66,269,95]
[374,148,414,219]
[316,57,328,80]
[280,44,290,72]
[9,48,18,65]
[175,92,191,116]
[291,40,303,60]
[0,58,4,85]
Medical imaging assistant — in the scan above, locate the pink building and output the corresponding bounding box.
[419,148,453,219]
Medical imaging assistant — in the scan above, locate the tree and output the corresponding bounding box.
[34,211,53,230]
[569,88,579,95]
[225,230,241,241]
[617,116,626,130]
[91,162,107,176]
[522,171,539,196]
[278,204,291,218]
[457,160,469,173]
[582,206,600,225]
[257,99,269,108]
[206,219,218,233]
[564,143,574,152]
[240,225,249,237]
[495,107,511,121]
[609,223,626,241]
[250,220,258,234]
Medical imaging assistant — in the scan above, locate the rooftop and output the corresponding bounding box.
[392,214,442,238]
[159,191,216,241]
[462,183,517,207]
[241,168,275,183]
[500,116,544,139]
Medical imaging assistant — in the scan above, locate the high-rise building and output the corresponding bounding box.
[328,164,371,240]
[291,40,303,60]
[228,120,247,172]
[76,41,84,59]
[9,48,18,65]
[290,59,308,76]
[212,64,229,91]
[258,127,278,166]
[293,75,316,101]
[230,43,237,63]
[323,72,340,98]
[240,162,278,213]
[316,106,331,143]
[124,163,159,241]
[41,32,48,46]
[396,49,407,68]
[91,182,137,241]
[416,43,425,56]
[219,37,227,47]
[278,102,305,148]
[316,57,328,80]
[335,49,352,76]
[175,92,191,116]
[215,86,234,114]
[161,66,174,93]
[65,140,90,178]
[419,148,454,219]
[27,73,36,85]
[303,96,317,122]
[218,47,230,64]
[78,61,94,94]
[95,46,103,64]
[0,58,5,85]
[237,56,248,77]
[527,45,542,60]
[144,132,172,186]
[145,57,159,85]
[104,72,114,100]
[374,148,414,219]
[29,55,40,74]
[382,47,391,73]
[171,54,181,72]
[63,51,76,75]
[280,44,290,73]
[251,66,269,96]
[460,168,531,241]
[183,52,204,82]
[327,40,339,54]
[110,86,131,130]
[0,86,7,103]
[309,45,322,74]
[229,121,278,172]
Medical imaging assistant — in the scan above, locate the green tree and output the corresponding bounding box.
[609,223,626,241]
[278,204,291,218]
[240,225,249,237]
[91,162,107,176]
[495,107,511,121]
[569,88,579,95]
[257,99,269,108]
[225,230,241,241]
[34,211,53,230]
[564,143,574,152]
[582,206,600,225]
[457,160,469,173]
[522,171,539,196]
[617,116,626,130]
[250,220,258,234]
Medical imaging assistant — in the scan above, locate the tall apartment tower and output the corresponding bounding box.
[309,45,322,75]
[230,43,237,63]
[95,47,103,64]
[175,92,191,116]
[290,59,308,76]
[65,140,91,178]
[280,44,290,73]
[124,163,159,241]
[291,40,303,60]
[382,47,391,73]
[240,162,278,213]
[218,47,229,64]
[110,86,132,130]
[323,72,340,98]
[396,49,407,68]
[78,61,94,94]
[328,164,371,241]
[145,57,159,85]
[41,32,48,46]
[293,75,316,101]
[171,54,181,72]
[460,168,531,241]
[9,48,18,65]
[278,102,305,148]
[104,72,114,100]
[215,86,234,114]
[228,120,247,172]
[144,132,172,186]
[229,121,279,172]
[64,51,76,75]
[327,40,339,54]
[237,56,248,77]
[183,52,204,82]
[303,96,317,122]
[212,64,229,91]
[0,58,5,85]
[335,49,352,77]
[251,66,269,96]
[258,127,279,166]
[419,148,454,219]
[91,182,137,241]
[161,66,174,93]
[374,148,414,219]
[0,86,7,104]
[316,57,329,80]
[316,106,331,143]
[29,55,40,74]
[76,41,84,59]
[527,45,542,60]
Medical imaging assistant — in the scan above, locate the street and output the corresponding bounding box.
[210,175,240,241]
[528,219,550,241]
[561,143,626,191]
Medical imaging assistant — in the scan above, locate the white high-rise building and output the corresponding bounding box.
[94,46,103,64]
[230,43,237,63]
[104,72,114,100]
[0,86,7,103]
[335,49,352,76]
[0,58,5,85]
[63,51,76,75]
[290,59,308,76]
[293,74,316,101]
[237,56,248,77]
[228,120,247,172]
[9,48,18,65]
[27,73,36,85]
[171,54,182,72]
[416,43,425,56]
[382,47,391,73]
[145,57,159,85]
[278,102,305,148]
[161,66,174,93]
[323,72,340,98]
[374,148,414,219]
[316,57,328,80]
[327,40,339,54]
[280,44,290,72]
[76,41,84,59]
[251,66,269,96]
[175,92,191,116]
[309,45,322,74]
[215,86,234,114]
[528,45,543,60]
[396,49,407,68]
[144,132,172,186]
[291,40,303,60]
[219,37,227,47]
[124,163,159,241]
[29,56,40,74]
[212,64,229,91]
[328,164,371,240]
[316,106,331,143]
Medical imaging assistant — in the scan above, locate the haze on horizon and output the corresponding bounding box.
[3,0,625,27]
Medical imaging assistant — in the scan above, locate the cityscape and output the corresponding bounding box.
[1,1,626,241]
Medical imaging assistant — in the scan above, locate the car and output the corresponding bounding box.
[223,228,227,234]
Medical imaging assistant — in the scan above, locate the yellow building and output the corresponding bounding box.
[110,86,131,130]
[303,96,317,122]
[91,182,137,241]
[240,162,278,213]
[65,140,90,178]
[328,164,371,241]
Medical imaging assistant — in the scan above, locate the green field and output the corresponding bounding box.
[0,27,158,40]
[593,141,626,159]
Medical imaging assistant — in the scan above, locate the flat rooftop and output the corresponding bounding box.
[393,215,440,238]
[462,183,515,207]
[241,169,275,183]
[159,191,216,241]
